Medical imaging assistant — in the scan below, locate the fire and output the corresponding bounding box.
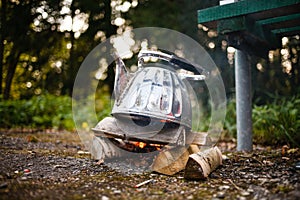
[109,138,165,152]
[134,142,147,149]
[132,141,164,151]
[149,143,163,150]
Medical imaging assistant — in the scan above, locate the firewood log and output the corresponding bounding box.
[151,145,202,175]
[184,146,222,180]
[151,146,189,175]
[90,136,122,160]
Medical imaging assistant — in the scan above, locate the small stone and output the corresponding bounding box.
[240,191,250,196]
[113,190,121,194]
[217,191,226,198]
[101,196,109,200]
[59,178,67,183]
[0,182,8,189]
[222,155,229,160]
[247,188,254,193]
[295,161,300,170]
[270,178,280,183]
[219,185,230,190]
[150,173,158,177]
[237,196,247,200]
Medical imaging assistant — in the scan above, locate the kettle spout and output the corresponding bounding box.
[114,56,128,101]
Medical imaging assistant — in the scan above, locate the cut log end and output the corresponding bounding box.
[184,146,222,180]
[185,158,204,179]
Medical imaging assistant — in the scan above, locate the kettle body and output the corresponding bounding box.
[112,62,192,129]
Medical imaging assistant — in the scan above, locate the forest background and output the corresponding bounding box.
[1,0,299,147]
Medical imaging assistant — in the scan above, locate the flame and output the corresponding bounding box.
[132,142,163,150]
[149,143,163,150]
[110,138,164,152]
[133,142,147,149]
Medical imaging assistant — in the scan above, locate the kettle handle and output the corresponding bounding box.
[138,50,209,78]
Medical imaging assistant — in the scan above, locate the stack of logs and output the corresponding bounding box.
[91,130,222,179]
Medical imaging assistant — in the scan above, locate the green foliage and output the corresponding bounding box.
[0,93,112,131]
[223,96,300,147]
[222,99,237,139]
[95,96,112,121]
[72,91,112,131]
[252,96,300,147]
[0,94,74,130]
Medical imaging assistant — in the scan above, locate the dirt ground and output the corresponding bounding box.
[0,130,299,200]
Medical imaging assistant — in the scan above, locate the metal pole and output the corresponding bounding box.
[235,49,253,151]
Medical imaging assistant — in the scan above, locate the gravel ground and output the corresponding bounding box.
[0,130,299,200]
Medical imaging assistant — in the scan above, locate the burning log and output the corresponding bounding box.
[184,146,222,180]
[90,136,123,160]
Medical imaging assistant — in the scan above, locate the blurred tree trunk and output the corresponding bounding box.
[66,0,76,96]
[103,0,116,93]
[104,0,114,37]
[3,46,21,100]
[67,32,76,96]
[1,0,33,99]
[0,0,7,96]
